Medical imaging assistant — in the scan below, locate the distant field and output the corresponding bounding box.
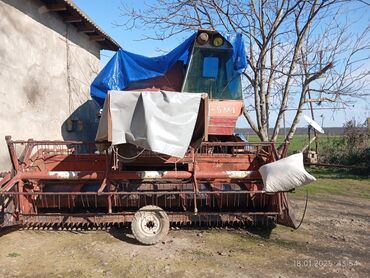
[244,134,342,155]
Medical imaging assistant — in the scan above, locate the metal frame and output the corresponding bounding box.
[1,136,291,228]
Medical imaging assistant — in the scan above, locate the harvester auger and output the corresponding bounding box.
[0,30,298,245]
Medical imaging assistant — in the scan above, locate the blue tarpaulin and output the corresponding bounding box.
[91,32,246,107]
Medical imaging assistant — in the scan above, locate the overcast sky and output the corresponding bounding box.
[74,0,369,128]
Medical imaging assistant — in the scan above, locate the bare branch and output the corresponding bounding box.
[118,0,370,142]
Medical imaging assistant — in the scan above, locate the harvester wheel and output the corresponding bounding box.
[131,205,169,245]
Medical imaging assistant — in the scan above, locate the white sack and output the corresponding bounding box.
[259,152,316,192]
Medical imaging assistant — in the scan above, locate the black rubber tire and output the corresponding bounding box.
[131,205,170,245]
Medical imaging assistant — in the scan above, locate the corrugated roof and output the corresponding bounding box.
[40,0,120,51]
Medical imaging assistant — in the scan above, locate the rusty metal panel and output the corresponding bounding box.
[208,100,243,135]
[0,136,296,229]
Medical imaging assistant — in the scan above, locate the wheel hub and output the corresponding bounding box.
[140,214,161,235]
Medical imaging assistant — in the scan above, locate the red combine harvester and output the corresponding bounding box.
[0,30,297,244]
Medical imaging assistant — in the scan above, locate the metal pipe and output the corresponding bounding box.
[16,170,260,181]
[1,190,270,196]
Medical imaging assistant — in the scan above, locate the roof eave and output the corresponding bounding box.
[40,0,120,51]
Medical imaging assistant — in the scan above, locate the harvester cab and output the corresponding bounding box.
[182,30,242,100]
[122,29,244,137]
[0,29,303,245]
[182,30,244,137]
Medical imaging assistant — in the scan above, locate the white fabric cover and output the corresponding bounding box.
[96,90,203,158]
[259,152,316,192]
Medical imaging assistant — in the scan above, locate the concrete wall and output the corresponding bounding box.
[0,0,101,171]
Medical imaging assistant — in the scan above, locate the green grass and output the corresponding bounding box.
[246,134,310,154]
[307,167,367,179]
[293,168,370,199]
[191,249,212,257]
[246,134,345,155]
[7,252,20,257]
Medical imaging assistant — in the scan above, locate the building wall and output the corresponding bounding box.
[0,0,101,171]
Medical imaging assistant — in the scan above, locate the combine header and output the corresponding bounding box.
[0,30,299,244]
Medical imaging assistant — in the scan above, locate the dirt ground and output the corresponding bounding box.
[0,178,369,278]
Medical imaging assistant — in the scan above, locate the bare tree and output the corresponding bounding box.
[120,0,370,142]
